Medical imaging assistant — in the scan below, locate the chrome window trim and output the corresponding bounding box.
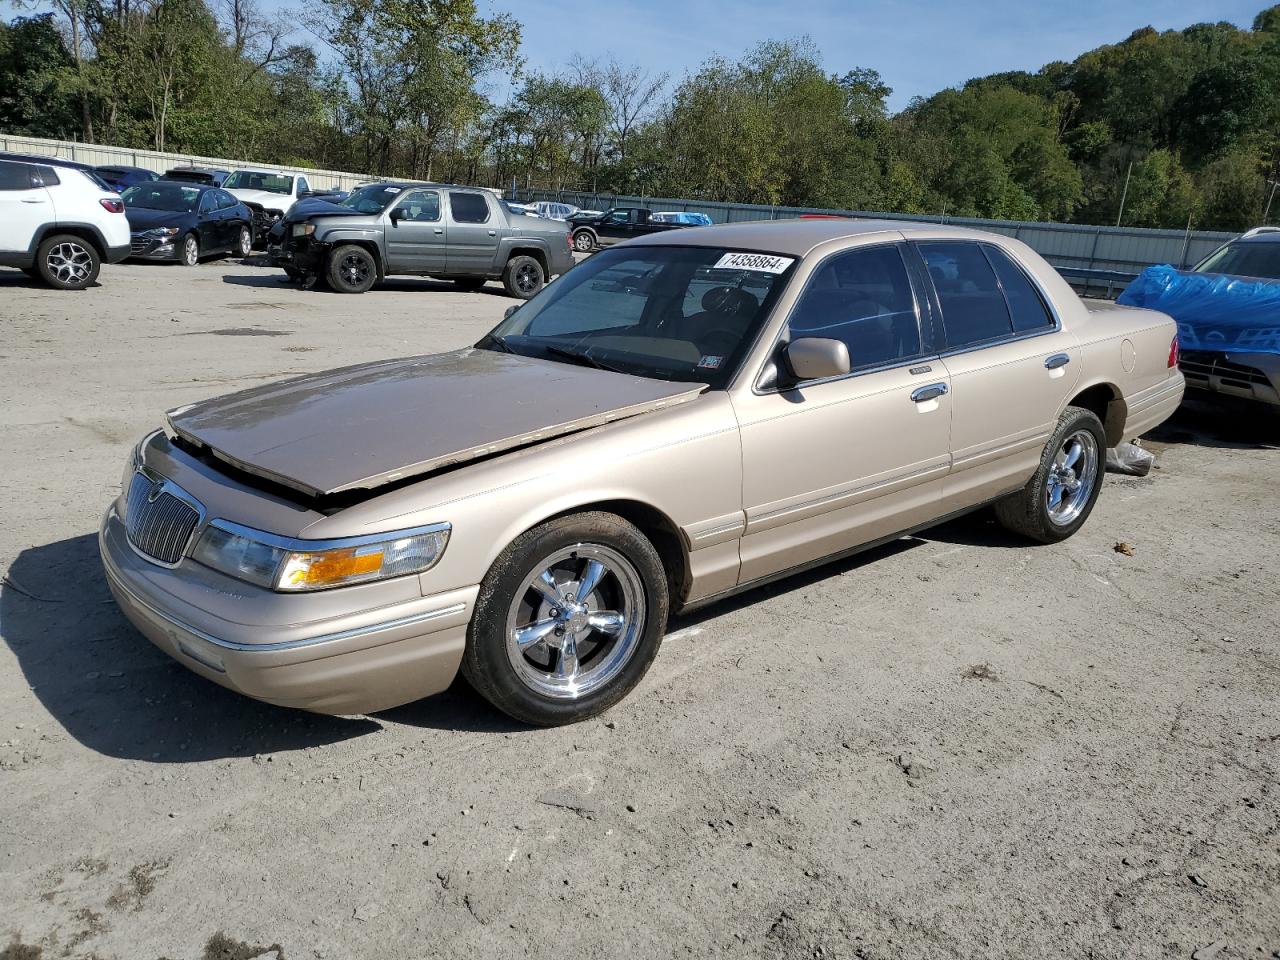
[104,562,465,654]
[912,239,1064,362]
[751,240,932,395]
[123,466,207,569]
[206,517,451,553]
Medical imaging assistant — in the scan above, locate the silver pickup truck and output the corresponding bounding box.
[271,182,575,298]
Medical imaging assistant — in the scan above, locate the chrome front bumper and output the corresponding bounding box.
[100,506,477,714]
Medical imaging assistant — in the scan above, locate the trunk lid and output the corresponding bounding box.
[166,348,704,499]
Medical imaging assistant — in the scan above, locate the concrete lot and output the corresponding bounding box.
[1,258,1278,960]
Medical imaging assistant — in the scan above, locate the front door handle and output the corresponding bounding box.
[487,230,496,236]
[434,228,444,234]
[910,382,949,403]
[1045,353,1071,370]
[21,198,45,204]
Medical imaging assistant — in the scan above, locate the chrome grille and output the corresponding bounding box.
[124,472,201,565]
[129,235,150,254]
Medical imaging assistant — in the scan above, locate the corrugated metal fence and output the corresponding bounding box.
[0,134,373,191]
[517,190,1238,296]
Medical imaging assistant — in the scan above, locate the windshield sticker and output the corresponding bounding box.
[697,355,723,369]
[713,252,794,274]
[382,186,401,194]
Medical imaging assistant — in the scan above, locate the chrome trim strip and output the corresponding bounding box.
[208,517,452,553]
[747,458,950,530]
[105,563,467,654]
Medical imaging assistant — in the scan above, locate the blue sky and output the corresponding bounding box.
[491,0,1267,110]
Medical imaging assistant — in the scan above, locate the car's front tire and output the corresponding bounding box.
[36,234,100,289]
[179,232,200,267]
[994,405,1106,544]
[462,512,669,726]
[326,244,376,293]
[572,230,595,252]
[236,225,253,257]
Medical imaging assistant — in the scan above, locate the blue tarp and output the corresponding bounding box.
[1117,264,1280,355]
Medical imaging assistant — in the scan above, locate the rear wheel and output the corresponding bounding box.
[462,512,669,726]
[326,244,376,293]
[502,255,545,299]
[36,234,100,289]
[994,406,1106,543]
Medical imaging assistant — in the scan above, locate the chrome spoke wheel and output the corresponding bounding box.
[182,235,199,265]
[46,242,92,284]
[505,543,645,700]
[1046,429,1098,527]
[238,227,251,256]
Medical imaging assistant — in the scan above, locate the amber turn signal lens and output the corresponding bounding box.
[282,547,383,588]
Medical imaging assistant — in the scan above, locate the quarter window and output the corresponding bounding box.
[918,242,1015,349]
[395,190,440,222]
[985,246,1053,332]
[787,245,923,371]
[449,192,490,223]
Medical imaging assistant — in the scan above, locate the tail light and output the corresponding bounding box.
[1168,334,1179,368]
[566,232,573,250]
[100,198,125,214]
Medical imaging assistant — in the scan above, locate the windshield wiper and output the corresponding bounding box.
[476,333,515,354]
[543,344,624,373]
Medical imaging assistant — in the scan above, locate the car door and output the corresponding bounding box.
[196,190,223,250]
[444,191,500,275]
[914,240,1081,511]
[384,188,446,274]
[596,209,633,244]
[0,162,52,256]
[216,190,246,246]
[733,242,953,585]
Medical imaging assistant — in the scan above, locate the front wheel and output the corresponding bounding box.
[572,230,595,252]
[326,244,376,293]
[236,225,252,257]
[179,232,200,267]
[36,235,100,289]
[502,255,545,299]
[994,405,1106,543]
[462,512,669,726]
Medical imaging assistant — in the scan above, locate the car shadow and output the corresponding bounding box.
[1142,400,1279,451]
[0,269,100,289]
[1,533,380,763]
[221,273,302,288]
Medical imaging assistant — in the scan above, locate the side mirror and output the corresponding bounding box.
[784,337,851,382]
[388,207,403,224]
[503,304,521,320]
[298,190,314,199]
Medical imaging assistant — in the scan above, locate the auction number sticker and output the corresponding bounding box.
[713,252,795,274]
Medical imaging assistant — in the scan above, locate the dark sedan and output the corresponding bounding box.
[122,182,254,265]
[95,165,159,192]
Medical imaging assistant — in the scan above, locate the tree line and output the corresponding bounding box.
[3,0,1279,230]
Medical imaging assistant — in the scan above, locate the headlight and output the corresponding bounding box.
[291,223,315,237]
[142,227,180,238]
[191,521,450,592]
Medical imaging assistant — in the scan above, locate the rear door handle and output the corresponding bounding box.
[910,383,949,403]
[487,230,496,236]
[1045,353,1071,370]
[21,198,45,204]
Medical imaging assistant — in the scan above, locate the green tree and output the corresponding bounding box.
[0,15,78,137]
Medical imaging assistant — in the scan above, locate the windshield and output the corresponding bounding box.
[224,171,293,194]
[339,183,404,214]
[122,182,202,212]
[1195,241,1280,281]
[479,245,796,388]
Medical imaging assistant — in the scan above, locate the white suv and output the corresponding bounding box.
[0,156,131,289]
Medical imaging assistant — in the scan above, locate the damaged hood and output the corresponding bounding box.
[225,188,293,211]
[166,348,704,499]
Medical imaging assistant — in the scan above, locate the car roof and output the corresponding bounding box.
[96,164,151,172]
[0,151,93,170]
[622,217,1008,257]
[150,180,215,191]
[1236,233,1280,244]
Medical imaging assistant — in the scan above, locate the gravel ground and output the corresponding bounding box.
[1,259,1278,960]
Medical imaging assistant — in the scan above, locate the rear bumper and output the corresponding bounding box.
[1124,373,1185,439]
[105,242,131,264]
[100,506,476,715]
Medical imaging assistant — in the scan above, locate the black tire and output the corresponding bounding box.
[178,232,200,267]
[453,277,488,292]
[572,229,596,253]
[235,225,253,258]
[462,512,670,726]
[326,244,376,293]
[994,405,1107,544]
[502,254,545,300]
[36,234,101,289]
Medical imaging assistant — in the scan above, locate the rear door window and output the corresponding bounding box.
[787,244,924,372]
[917,242,1014,350]
[449,192,490,224]
[0,162,34,190]
[985,246,1053,332]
